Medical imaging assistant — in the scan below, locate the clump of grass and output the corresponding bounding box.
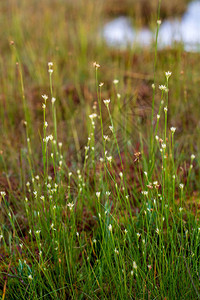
[0,53,199,299]
[0,1,200,299]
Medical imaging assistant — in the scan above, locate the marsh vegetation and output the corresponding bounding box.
[0,0,199,299]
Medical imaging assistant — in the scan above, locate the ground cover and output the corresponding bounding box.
[0,0,199,299]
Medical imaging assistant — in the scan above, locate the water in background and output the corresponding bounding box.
[102,0,200,51]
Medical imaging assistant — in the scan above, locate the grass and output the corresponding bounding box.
[0,0,200,299]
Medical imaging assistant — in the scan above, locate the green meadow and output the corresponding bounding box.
[0,0,199,299]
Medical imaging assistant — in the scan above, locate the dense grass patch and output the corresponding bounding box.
[0,0,199,299]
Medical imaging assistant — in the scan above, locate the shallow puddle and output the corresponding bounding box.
[102,0,200,51]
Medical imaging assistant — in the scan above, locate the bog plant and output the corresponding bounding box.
[0,4,200,300]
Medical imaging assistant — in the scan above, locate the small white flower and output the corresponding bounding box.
[58,142,62,148]
[46,135,53,142]
[164,106,168,112]
[28,274,33,280]
[93,239,97,244]
[133,261,137,270]
[170,127,176,133]
[157,114,160,119]
[109,125,113,133]
[103,99,110,107]
[131,270,134,276]
[141,191,148,196]
[106,191,111,196]
[108,224,112,232]
[155,135,159,141]
[119,172,123,178]
[0,191,6,197]
[156,228,160,234]
[67,202,74,211]
[48,62,53,67]
[124,229,128,234]
[51,97,56,103]
[42,95,48,101]
[96,192,101,198]
[42,103,46,109]
[99,82,104,87]
[113,79,119,85]
[191,154,195,160]
[161,143,166,149]
[107,156,112,163]
[179,183,184,190]
[152,83,155,89]
[114,248,119,254]
[93,62,100,68]
[44,121,48,128]
[103,135,110,142]
[76,232,79,237]
[157,20,162,25]
[48,69,53,74]
[50,223,56,231]
[179,207,183,212]
[165,71,172,79]
[159,85,167,91]
[35,230,41,235]
[89,113,97,120]
[117,93,121,99]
